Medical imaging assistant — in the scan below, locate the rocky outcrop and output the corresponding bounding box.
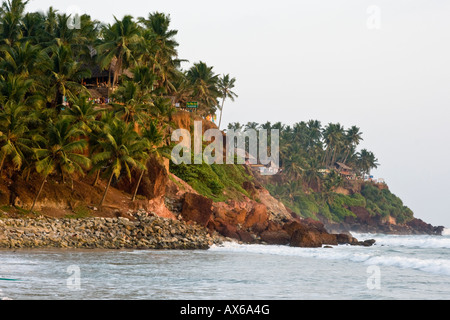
[283,219,374,247]
[323,206,444,235]
[0,211,220,249]
[175,191,375,247]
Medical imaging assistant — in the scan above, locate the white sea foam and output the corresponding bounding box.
[442,228,450,236]
[351,233,450,249]
[209,241,450,276]
[365,255,450,276]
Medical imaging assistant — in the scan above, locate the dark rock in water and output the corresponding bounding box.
[290,230,324,248]
[336,233,359,245]
[356,239,376,247]
[323,245,333,249]
[260,230,291,245]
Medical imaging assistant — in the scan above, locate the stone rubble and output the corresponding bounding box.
[0,211,223,250]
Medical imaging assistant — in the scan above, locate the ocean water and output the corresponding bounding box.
[1,230,450,300]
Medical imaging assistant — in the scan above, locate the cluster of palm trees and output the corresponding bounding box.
[227,120,379,191]
[0,0,238,115]
[0,0,237,210]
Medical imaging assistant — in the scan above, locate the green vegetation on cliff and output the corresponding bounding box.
[266,180,414,224]
[170,161,252,202]
[361,183,414,224]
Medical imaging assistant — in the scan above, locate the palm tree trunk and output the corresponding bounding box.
[331,148,337,166]
[92,170,100,186]
[132,170,145,201]
[31,174,48,212]
[99,171,114,207]
[108,66,112,89]
[113,55,123,88]
[342,149,350,164]
[218,97,225,130]
[322,148,329,167]
[0,153,6,176]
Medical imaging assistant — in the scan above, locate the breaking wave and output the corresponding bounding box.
[209,237,450,277]
[351,232,450,249]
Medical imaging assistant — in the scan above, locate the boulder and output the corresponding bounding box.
[358,239,376,246]
[290,230,323,248]
[336,233,359,245]
[213,204,247,226]
[237,230,255,243]
[243,203,269,229]
[218,223,240,240]
[260,230,291,245]
[320,233,338,246]
[181,193,213,227]
[283,221,306,236]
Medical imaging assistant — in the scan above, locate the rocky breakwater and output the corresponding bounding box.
[0,212,220,250]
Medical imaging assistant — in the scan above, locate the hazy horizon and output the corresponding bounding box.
[25,0,450,228]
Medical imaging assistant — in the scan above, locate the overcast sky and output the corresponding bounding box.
[26,0,450,227]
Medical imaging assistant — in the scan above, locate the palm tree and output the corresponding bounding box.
[97,15,142,89]
[227,122,243,131]
[356,149,379,177]
[283,152,306,181]
[217,74,238,130]
[132,119,164,201]
[129,65,159,95]
[172,71,193,107]
[0,101,31,175]
[0,74,33,105]
[139,12,178,62]
[92,119,146,207]
[0,0,29,45]
[185,61,220,115]
[138,12,179,94]
[45,40,90,110]
[20,11,46,44]
[62,96,100,134]
[342,126,363,164]
[305,120,322,154]
[0,41,50,78]
[244,122,259,131]
[31,119,91,211]
[303,159,323,192]
[110,80,150,124]
[322,123,344,167]
[42,7,58,42]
